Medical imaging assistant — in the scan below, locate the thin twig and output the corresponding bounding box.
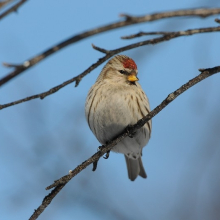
[121,26,220,39]
[2,62,24,68]
[92,44,109,54]
[1,8,220,86]
[0,0,28,20]
[121,31,171,39]
[1,25,220,111]
[29,65,220,220]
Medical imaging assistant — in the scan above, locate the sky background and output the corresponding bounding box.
[1,0,220,220]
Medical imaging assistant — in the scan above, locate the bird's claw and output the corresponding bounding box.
[93,146,110,171]
[126,125,136,138]
[103,150,110,159]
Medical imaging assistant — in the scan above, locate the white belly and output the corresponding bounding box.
[85,83,151,159]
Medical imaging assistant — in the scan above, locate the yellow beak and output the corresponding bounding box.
[127,75,139,82]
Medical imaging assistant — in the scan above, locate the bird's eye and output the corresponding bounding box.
[119,70,126,74]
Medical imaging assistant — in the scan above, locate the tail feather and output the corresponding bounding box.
[124,155,147,181]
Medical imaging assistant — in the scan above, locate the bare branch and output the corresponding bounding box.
[29,184,65,220]
[1,25,220,111]
[0,0,28,20]
[29,65,220,220]
[0,55,112,110]
[121,26,220,39]
[121,31,170,39]
[91,44,110,54]
[215,18,220,23]
[1,8,220,86]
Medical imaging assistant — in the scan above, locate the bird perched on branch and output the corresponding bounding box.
[85,55,151,181]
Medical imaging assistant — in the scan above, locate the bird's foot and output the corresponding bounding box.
[101,141,111,159]
[126,125,136,138]
[103,150,110,159]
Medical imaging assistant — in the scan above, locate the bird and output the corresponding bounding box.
[85,55,151,181]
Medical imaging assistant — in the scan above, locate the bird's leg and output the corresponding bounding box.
[126,124,136,138]
[103,141,111,159]
[93,143,110,171]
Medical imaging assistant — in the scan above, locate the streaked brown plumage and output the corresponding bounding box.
[85,55,151,181]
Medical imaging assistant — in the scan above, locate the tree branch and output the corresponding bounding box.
[121,26,220,39]
[92,43,110,54]
[0,0,28,20]
[1,8,220,86]
[0,0,13,10]
[121,31,171,39]
[28,65,220,220]
[1,25,220,111]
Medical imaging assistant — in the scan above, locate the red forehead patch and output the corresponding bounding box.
[122,58,137,70]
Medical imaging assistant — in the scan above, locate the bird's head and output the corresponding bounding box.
[99,55,139,85]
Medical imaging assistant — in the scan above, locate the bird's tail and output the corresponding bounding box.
[124,155,147,181]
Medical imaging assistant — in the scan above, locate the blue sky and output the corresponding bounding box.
[1,0,220,220]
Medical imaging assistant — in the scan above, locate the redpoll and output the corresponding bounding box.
[85,55,151,181]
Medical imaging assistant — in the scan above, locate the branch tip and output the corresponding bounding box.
[2,62,9,67]
[3,62,14,68]
[2,62,23,68]
[119,13,134,21]
[92,44,109,54]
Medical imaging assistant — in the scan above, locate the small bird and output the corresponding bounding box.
[85,55,151,181]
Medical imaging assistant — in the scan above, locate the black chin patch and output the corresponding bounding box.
[129,81,137,86]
